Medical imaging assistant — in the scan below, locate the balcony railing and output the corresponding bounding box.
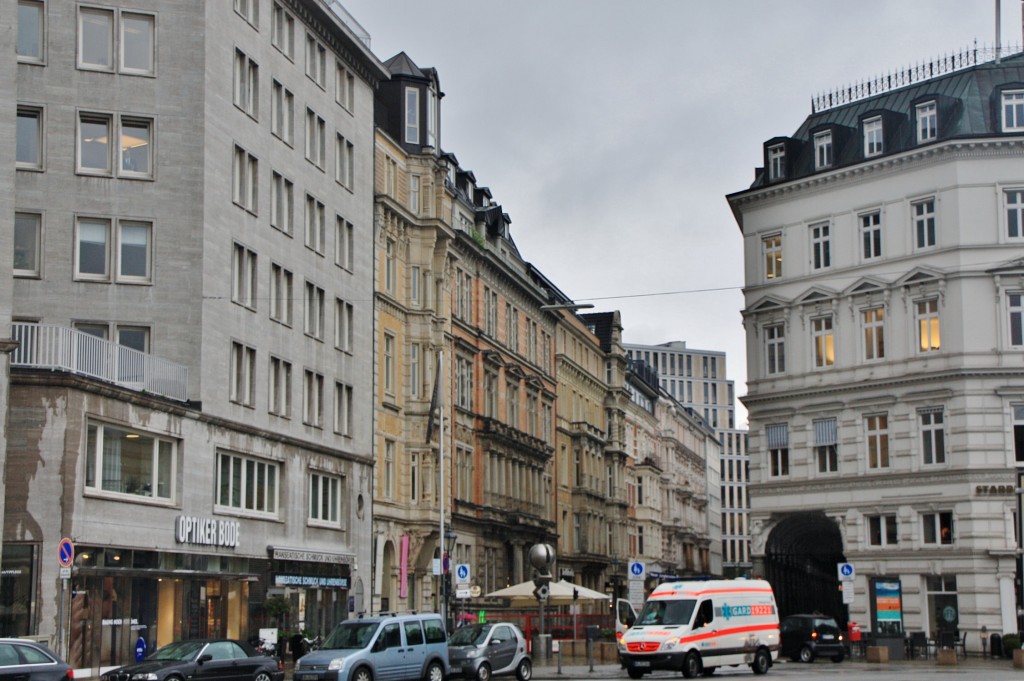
[11,323,189,402]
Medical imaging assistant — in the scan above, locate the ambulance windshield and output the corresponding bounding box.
[636,599,696,626]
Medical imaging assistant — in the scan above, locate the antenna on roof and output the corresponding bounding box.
[996,0,1002,63]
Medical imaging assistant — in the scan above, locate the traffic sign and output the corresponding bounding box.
[455,563,470,586]
[629,561,645,580]
[58,538,75,567]
[837,563,854,580]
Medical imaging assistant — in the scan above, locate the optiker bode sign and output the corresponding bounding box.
[175,515,240,548]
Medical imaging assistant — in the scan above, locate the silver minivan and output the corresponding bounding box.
[293,614,449,681]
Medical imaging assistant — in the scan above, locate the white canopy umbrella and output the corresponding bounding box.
[485,578,610,606]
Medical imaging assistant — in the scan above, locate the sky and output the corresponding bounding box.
[340,0,1023,428]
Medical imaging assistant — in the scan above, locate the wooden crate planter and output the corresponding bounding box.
[936,648,957,665]
[1013,648,1024,669]
[866,646,889,663]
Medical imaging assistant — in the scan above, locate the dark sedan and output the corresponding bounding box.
[100,640,284,681]
[0,638,73,681]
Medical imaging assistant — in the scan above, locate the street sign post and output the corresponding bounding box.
[838,562,855,605]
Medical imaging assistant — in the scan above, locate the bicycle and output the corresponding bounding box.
[303,634,323,651]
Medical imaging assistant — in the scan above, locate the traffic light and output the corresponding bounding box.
[573,588,579,601]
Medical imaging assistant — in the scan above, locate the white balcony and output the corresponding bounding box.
[11,323,189,402]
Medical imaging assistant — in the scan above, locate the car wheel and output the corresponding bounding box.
[831,651,844,663]
[424,661,444,681]
[799,645,814,663]
[515,657,532,681]
[476,663,491,681]
[681,651,702,679]
[353,666,373,681]
[254,672,272,681]
[750,649,771,675]
[626,668,645,679]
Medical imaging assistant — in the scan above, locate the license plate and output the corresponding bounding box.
[298,674,319,680]
[822,635,835,640]
[633,661,651,668]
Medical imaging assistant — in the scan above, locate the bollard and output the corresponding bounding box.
[556,646,562,675]
[587,638,594,672]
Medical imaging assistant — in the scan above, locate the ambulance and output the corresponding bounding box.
[617,579,780,678]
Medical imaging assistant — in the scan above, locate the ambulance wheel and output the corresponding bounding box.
[681,651,702,678]
[627,669,645,679]
[751,648,771,675]
[701,667,716,676]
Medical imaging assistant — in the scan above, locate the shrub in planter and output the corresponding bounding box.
[1002,633,1020,657]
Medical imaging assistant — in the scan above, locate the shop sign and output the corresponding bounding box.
[975,484,1015,495]
[175,515,240,548]
[271,547,354,564]
[274,574,349,588]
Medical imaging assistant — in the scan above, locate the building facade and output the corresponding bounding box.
[624,341,750,576]
[3,0,385,668]
[729,49,1024,639]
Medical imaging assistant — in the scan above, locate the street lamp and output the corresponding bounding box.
[444,528,457,631]
[539,303,594,312]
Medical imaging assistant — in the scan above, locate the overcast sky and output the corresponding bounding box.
[341,0,1023,428]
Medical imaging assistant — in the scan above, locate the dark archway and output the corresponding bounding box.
[765,512,847,626]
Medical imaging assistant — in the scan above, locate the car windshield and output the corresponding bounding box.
[150,641,205,661]
[323,622,380,650]
[449,624,491,646]
[636,599,696,626]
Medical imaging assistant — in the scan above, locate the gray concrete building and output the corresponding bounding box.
[2,0,386,671]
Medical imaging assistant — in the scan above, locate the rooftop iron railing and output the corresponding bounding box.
[10,323,189,402]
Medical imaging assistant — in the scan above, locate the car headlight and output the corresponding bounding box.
[465,648,483,659]
[328,658,346,671]
[663,638,681,651]
[131,674,158,681]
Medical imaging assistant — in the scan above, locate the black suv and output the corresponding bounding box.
[779,614,845,663]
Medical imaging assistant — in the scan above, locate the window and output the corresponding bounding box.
[1003,90,1024,132]
[814,418,838,473]
[16,107,42,169]
[865,414,889,469]
[410,343,421,399]
[232,48,258,118]
[305,33,326,87]
[78,113,111,174]
[484,288,497,336]
[920,408,946,464]
[305,108,325,168]
[405,87,420,144]
[862,306,885,360]
[231,242,257,309]
[14,212,41,277]
[117,220,151,282]
[269,355,292,417]
[456,356,472,410]
[304,281,324,340]
[1007,190,1024,239]
[233,0,258,27]
[336,216,354,270]
[217,450,278,515]
[271,2,294,59]
[921,511,954,545]
[336,134,354,189]
[75,217,109,281]
[765,323,785,375]
[334,382,353,436]
[768,144,785,180]
[506,303,518,351]
[335,298,353,352]
[85,421,175,500]
[230,341,256,406]
[271,171,294,235]
[766,423,788,477]
[271,80,294,145]
[814,131,832,169]
[384,238,396,294]
[913,198,936,249]
[506,379,519,426]
[861,211,882,260]
[868,515,898,546]
[810,222,830,269]
[310,472,340,524]
[1010,292,1023,347]
[270,263,293,326]
[484,369,497,418]
[18,1,44,63]
[383,440,395,499]
[1015,405,1024,463]
[233,145,258,213]
[79,8,154,74]
[383,333,395,395]
[303,370,324,427]
[863,116,883,156]
[410,175,420,214]
[762,234,782,280]
[305,194,325,254]
[812,316,834,369]
[120,117,152,177]
[916,101,937,142]
[916,298,940,353]
[336,62,355,111]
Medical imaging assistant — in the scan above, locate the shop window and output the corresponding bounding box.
[85,421,175,500]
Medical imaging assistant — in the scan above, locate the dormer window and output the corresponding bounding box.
[814,131,833,169]
[863,116,883,157]
[1003,90,1024,132]
[404,86,419,144]
[916,101,937,142]
[768,144,785,180]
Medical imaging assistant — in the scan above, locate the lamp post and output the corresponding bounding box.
[444,528,457,632]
